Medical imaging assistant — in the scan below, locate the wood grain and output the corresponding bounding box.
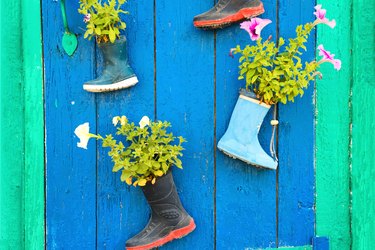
[215,0,277,248]
[316,0,351,249]
[277,0,315,246]
[42,0,97,248]
[155,0,215,249]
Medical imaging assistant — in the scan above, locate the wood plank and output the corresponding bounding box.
[42,1,97,248]
[0,0,24,248]
[315,0,351,249]
[95,0,155,248]
[277,0,315,246]
[155,1,215,248]
[22,0,45,248]
[351,0,375,248]
[216,0,277,248]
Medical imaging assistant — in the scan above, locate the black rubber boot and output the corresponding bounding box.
[193,0,264,29]
[126,171,196,250]
[83,36,138,93]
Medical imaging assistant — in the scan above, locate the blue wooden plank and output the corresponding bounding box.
[215,0,277,248]
[277,0,316,246]
[42,1,97,248]
[155,1,215,249]
[313,236,329,250]
[95,0,155,249]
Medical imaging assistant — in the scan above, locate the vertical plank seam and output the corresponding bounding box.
[153,0,157,120]
[39,0,47,248]
[213,29,217,250]
[94,41,99,250]
[312,0,317,240]
[275,0,280,246]
[348,0,354,247]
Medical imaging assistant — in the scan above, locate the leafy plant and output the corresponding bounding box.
[75,116,186,187]
[78,0,128,43]
[232,5,341,105]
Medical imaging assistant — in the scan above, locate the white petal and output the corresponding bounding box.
[74,122,91,149]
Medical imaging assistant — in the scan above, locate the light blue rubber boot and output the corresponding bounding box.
[217,90,278,169]
[83,36,138,92]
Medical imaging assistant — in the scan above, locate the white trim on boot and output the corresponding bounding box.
[83,76,138,93]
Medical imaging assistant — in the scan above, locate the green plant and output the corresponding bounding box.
[78,0,128,43]
[75,116,186,187]
[232,5,341,105]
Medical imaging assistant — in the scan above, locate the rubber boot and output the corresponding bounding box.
[193,0,264,29]
[83,36,138,92]
[217,89,278,169]
[126,171,196,250]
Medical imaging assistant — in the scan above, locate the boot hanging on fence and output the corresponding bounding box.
[126,171,196,250]
[217,89,278,169]
[193,0,264,29]
[83,36,138,93]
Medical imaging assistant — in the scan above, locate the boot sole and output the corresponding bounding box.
[126,219,196,250]
[218,146,277,170]
[194,3,264,29]
[83,76,138,93]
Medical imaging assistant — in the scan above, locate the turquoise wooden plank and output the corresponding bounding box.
[95,0,155,248]
[277,0,315,246]
[42,1,97,248]
[216,0,277,248]
[155,1,215,249]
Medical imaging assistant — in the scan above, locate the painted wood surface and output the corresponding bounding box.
[315,0,351,249]
[40,0,368,249]
[277,0,315,246]
[96,1,154,248]
[216,0,277,248]
[155,1,216,249]
[22,0,45,249]
[351,0,375,249]
[42,0,97,248]
[0,0,24,248]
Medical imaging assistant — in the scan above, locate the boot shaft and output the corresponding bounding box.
[141,171,186,217]
[97,36,130,66]
[226,90,270,144]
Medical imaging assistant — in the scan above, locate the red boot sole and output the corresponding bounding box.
[194,3,265,29]
[126,219,196,250]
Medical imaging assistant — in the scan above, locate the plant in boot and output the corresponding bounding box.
[218,5,341,169]
[193,0,265,29]
[74,116,196,249]
[78,0,138,92]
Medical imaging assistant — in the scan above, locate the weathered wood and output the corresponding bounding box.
[155,1,215,248]
[42,1,97,248]
[277,0,315,246]
[351,0,375,248]
[215,0,277,248]
[22,0,45,248]
[96,0,155,248]
[315,0,351,249]
[0,0,24,248]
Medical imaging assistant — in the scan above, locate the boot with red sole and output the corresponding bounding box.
[193,0,265,29]
[126,171,196,250]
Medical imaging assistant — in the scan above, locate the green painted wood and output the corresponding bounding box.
[351,0,375,249]
[0,0,25,248]
[315,1,351,250]
[0,0,44,248]
[21,0,45,249]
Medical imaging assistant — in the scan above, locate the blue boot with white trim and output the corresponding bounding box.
[218,89,278,169]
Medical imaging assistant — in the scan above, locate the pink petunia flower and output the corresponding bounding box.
[240,18,272,41]
[318,44,341,70]
[314,5,336,28]
[83,13,91,23]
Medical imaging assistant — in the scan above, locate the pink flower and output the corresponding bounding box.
[83,13,91,23]
[240,18,272,41]
[318,44,341,70]
[313,5,336,28]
